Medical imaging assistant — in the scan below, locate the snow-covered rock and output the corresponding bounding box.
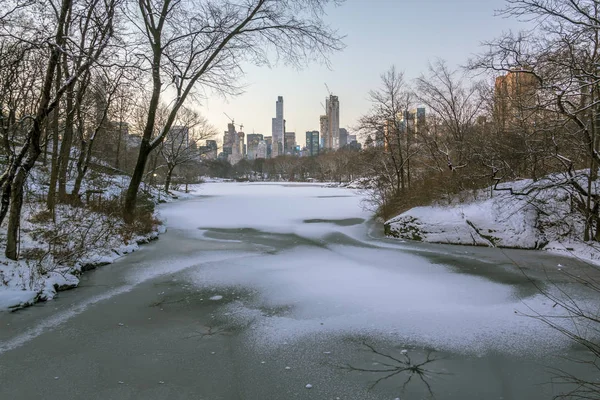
[385,196,541,249]
[385,173,600,263]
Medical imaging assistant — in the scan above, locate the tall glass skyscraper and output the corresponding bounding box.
[271,96,284,157]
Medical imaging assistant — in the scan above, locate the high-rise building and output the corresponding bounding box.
[416,107,426,126]
[319,115,328,150]
[264,136,273,158]
[200,139,218,160]
[222,123,236,157]
[325,95,340,150]
[256,140,267,159]
[403,108,426,133]
[392,108,426,135]
[494,69,538,131]
[238,131,245,156]
[246,133,264,160]
[223,123,243,164]
[284,132,296,154]
[339,128,348,148]
[306,131,319,156]
[271,96,284,157]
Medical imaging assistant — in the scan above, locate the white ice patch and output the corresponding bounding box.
[152,183,572,356]
[159,183,369,240]
[187,242,572,356]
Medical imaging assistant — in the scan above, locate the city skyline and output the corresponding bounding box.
[199,0,526,147]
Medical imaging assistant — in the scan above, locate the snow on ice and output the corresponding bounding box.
[165,183,582,357]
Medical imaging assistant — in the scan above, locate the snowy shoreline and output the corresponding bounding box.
[384,177,600,267]
[0,226,166,312]
[0,178,202,312]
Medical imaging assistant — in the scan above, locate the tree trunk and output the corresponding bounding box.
[6,136,45,259]
[115,124,122,169]
[123,141,151,222]
[57,84,74,200]
[46,76,61,216]
[165,165,174,193]
[0,142,30,226]
[0,180,12,226]
[43,118,49,165]
[6,168,27,260]
[5,0,72,259]
[73,126,99,198]
[72,140,87,197]
[123,51,162,221]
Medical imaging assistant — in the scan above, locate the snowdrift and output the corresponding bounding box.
[385,173,600,264]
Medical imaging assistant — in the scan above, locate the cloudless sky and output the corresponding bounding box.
[200,0,527,147]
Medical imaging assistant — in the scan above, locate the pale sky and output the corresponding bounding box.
[200,0,526,147]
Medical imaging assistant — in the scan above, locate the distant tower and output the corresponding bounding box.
[222,123,236,157]
[246,133,264,160]
[256,140,267,159]
[238,131,245,157]
[319,115,328,150]
[339,128,348,148]
[284,131,296,155]
[325,95,339,150]
[306,131,319,156]
[271,96,284,157]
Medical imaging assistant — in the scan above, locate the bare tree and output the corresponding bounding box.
[473,0,600,242]
[471,2,600,397]
[0,0,120,259]
[415,59,485,170]
[122,0,345,222]
[159,107,216,192]
[71,66,127,197]
[358,66,415,199]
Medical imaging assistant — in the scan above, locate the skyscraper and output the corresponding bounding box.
[494,69,538,132]
[284,132,296,154]
[264,136,272,158]
[199,139,218,160]
[222,123,236,157]
[325,95,340,150]
[339,128,348,148]
[271,96,284,157]
[223,122,243,164]
[246,133,264,160]
[256,140,267,159]
[238,131,245,155]
[319,115,328,150]
[306,131,319,156]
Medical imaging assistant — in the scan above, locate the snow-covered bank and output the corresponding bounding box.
[0,169,202,311]
[384,175,600,265]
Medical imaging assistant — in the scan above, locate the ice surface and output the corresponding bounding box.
[3,182,589,359]
[160,182,370,239]
[170,183,576,356]
[188,244,569,355]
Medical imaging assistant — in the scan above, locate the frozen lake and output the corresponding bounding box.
[0,182,596,399]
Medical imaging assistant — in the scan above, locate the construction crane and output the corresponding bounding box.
[223,112,235,130]
[324,82,332,96]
